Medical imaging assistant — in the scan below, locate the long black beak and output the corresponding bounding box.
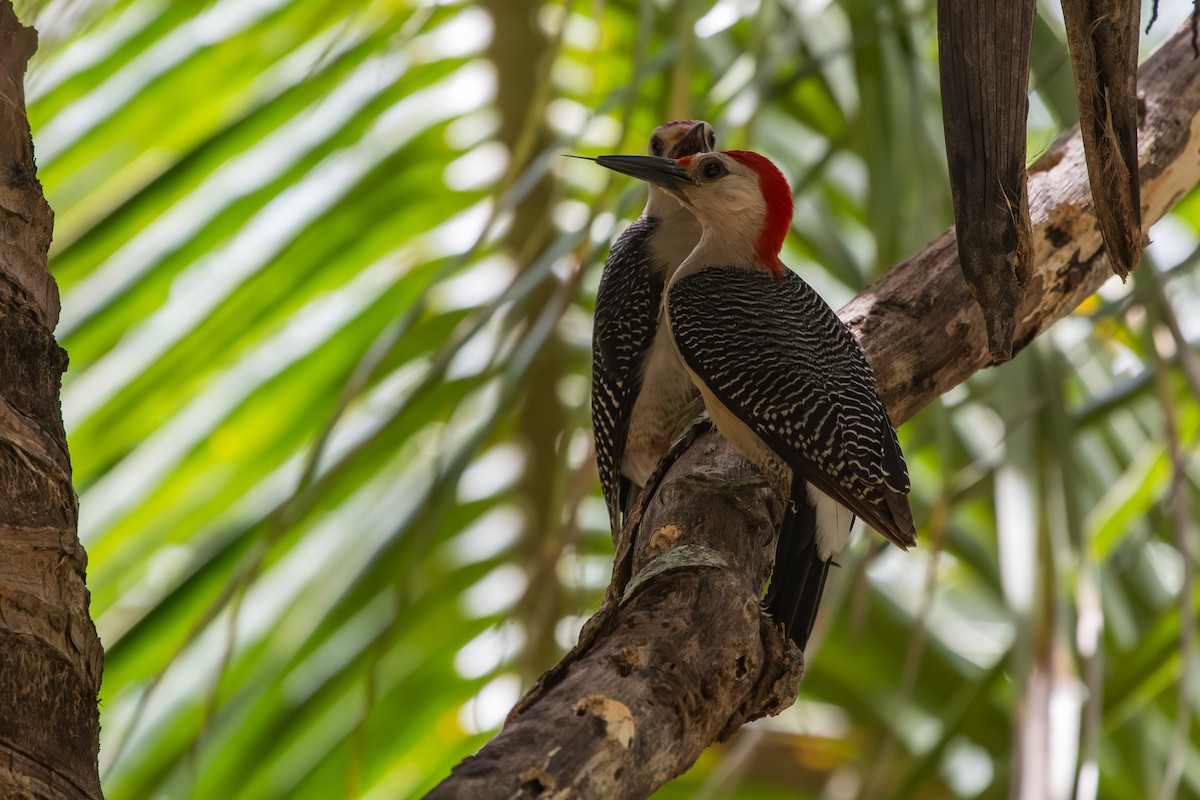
[590,155,693,193]
[670,121,713,158]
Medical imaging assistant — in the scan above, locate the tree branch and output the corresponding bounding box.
[427,21,1200,799]
[428,422,801,799]
[851,20,1200,427]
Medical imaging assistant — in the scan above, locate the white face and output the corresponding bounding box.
[674,153,764,222]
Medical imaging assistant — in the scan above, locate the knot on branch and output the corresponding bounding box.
[572,694,635,748]
[621,544,728,601]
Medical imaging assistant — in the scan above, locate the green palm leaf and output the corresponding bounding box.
[14,0,1200,796]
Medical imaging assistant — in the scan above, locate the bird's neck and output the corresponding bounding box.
[670,223,777,285]
[644,191,702,274]
[644,189,690,225]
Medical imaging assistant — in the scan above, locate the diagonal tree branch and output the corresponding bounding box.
[427,21,1200,800]
[428,421,802,800]
[849,21,1199,427]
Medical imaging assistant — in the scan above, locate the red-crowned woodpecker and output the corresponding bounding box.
[588,150,917,648]
[591,120,716,539]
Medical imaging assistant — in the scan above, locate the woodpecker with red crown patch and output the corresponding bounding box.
[591,120,716,539]
[585,149,917,650]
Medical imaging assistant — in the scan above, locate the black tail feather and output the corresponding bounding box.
[764,480,832,652]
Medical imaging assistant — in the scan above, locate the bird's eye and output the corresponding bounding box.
[650,137,664,156]
[701,160,727,180]
[707,130,716,148]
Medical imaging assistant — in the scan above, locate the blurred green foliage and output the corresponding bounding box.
[12,0,1200,797]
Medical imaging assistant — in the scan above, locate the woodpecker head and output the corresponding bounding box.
[637,120,715,221]
[648,119,717,159]
[592,150,794,275]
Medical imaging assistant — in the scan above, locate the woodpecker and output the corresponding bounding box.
[588,149,917,649]
[591,120,716,539]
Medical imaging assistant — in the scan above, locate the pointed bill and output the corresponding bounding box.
[593,155,693,194]
[670,122,711,159]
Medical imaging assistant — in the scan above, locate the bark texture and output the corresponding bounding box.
[0,3,103,798]
[428,424,803,800]
[938,0,1037,360]
[427,22,1200,800]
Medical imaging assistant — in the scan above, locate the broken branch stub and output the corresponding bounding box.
[1060,0,1143,280]
[937,0,1038,361]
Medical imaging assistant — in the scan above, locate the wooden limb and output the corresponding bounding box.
[507,416,713,721]
[849,19,1200,427]
[431,426,802,799]
[937,0,1037,360]
[428,21,1200,799]
[1060,0,1142,280]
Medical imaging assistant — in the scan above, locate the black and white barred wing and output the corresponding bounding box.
[592,216,665,537]
[668,267,915,548]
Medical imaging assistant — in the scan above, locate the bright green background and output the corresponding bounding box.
[14,0,1200,797]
